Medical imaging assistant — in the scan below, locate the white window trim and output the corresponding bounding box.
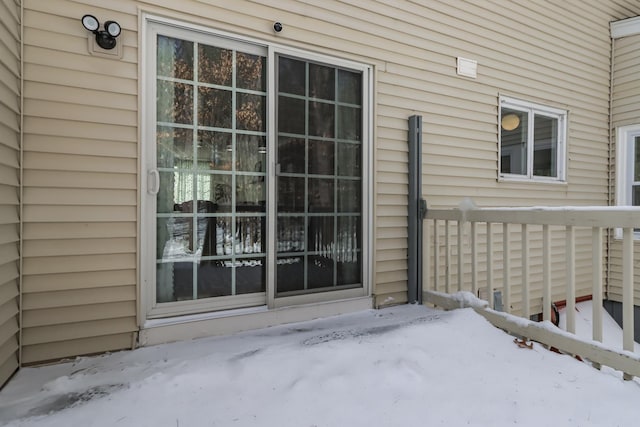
[614,124,640,239]
[498,97,567,183]
[140,14,374,322]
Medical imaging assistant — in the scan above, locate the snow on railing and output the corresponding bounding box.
[423,204,640,379]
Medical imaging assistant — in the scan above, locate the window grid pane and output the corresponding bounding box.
[276,55,363,296]
[156,35,267,304]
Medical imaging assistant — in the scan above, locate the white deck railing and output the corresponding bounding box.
[423,206,640,379]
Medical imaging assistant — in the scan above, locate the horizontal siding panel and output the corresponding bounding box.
[0,58,20,92]
[0,122,19,151]
[22,301,136,328]
[24,81,137,111]
[24,62,137,95]
[376,259,408,274]
[0,279,18,312]
[23,170,137,190]
[23,45,137,77]
[23,253,136,275]
[24,99,137,127]
[0,297,18,327]
[0,253,18,286]
[23,285,137,310]
[0,184,18,206]
[0,79,19,114]
[23,188,137,206]
[0,205,18,227]
[0,143,18,169]
[0,163,19,187]
[24,117,136,142]
[23,317,137,346]
[23,134,137,158]
[0,223,18,246]
[23,205,136,222]
[23,152,137,174]
[0,244,20,265]
[23,237,136,257]
[22,269,137,293]
[23,222,136,240]
[0,316,19,357]
[22,333,133,365]
[0,345,18,389]
[26,0,139,26]
[0,40,18,77]
[376,270,407,285]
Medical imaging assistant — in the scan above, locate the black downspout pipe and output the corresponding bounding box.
[408,115,427,304]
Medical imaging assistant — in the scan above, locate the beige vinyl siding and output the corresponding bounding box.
[21,0,138,364]
[18,0,640,363]
[609,32,640,306]
[0,0,20,387]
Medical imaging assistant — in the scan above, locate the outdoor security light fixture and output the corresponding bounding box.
[81,14,121,50]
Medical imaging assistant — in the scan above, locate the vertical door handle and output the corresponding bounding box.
[148,169,159,195]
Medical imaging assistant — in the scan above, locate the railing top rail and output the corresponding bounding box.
[426,207,640,228]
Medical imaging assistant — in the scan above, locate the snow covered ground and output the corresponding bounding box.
[1,303,640,427]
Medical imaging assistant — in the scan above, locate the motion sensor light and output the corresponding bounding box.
[81,15,121,50]
[81,14,99,32]
[104,21,121,38]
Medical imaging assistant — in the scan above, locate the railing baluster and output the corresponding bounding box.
[522,224,530,320]
[434,219,440,292]
[486,222,493,309]
[503,223,510,313]
[471,221,477,296]
[424,218,431,300]
[445,220,451,293]
[543,224,551,322]
[458,220,464,292]
[623,227,634,380]
[592,227,603,370]
[566,225,576,334]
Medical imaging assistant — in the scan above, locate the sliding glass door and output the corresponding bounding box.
[144,20,369,318]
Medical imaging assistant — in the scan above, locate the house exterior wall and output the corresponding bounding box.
[0,0,21,386]
[18,0,640,364]
[610,31,640,306]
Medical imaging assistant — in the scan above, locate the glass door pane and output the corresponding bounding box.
[155,34,267,307]
[275,55,363,296]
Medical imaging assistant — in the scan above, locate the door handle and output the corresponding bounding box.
[148,169,159,195]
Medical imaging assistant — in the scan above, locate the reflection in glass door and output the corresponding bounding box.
[275,55,363,295]
[154,34,267,307]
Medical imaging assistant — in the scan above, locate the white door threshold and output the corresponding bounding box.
[138,297,373,347]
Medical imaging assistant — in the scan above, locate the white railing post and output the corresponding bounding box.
[458,220,464,292]
[623,227,634,380]
[445,220,451,293]
[592,227,603,370]
[543,224,551,322]
[503,223,510,313]
[486,222,493,309]
[424,219,431,299]
[566,225,576,334]
[522,224,530,320]
[434,219,440,292]
[471,221,477,296]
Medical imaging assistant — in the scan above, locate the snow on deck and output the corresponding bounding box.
[1,304,640,426]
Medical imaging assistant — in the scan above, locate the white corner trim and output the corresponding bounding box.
[611,16,640,39]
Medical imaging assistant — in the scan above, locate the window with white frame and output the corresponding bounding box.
[499,97,567,181]
[615,125,640,235]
